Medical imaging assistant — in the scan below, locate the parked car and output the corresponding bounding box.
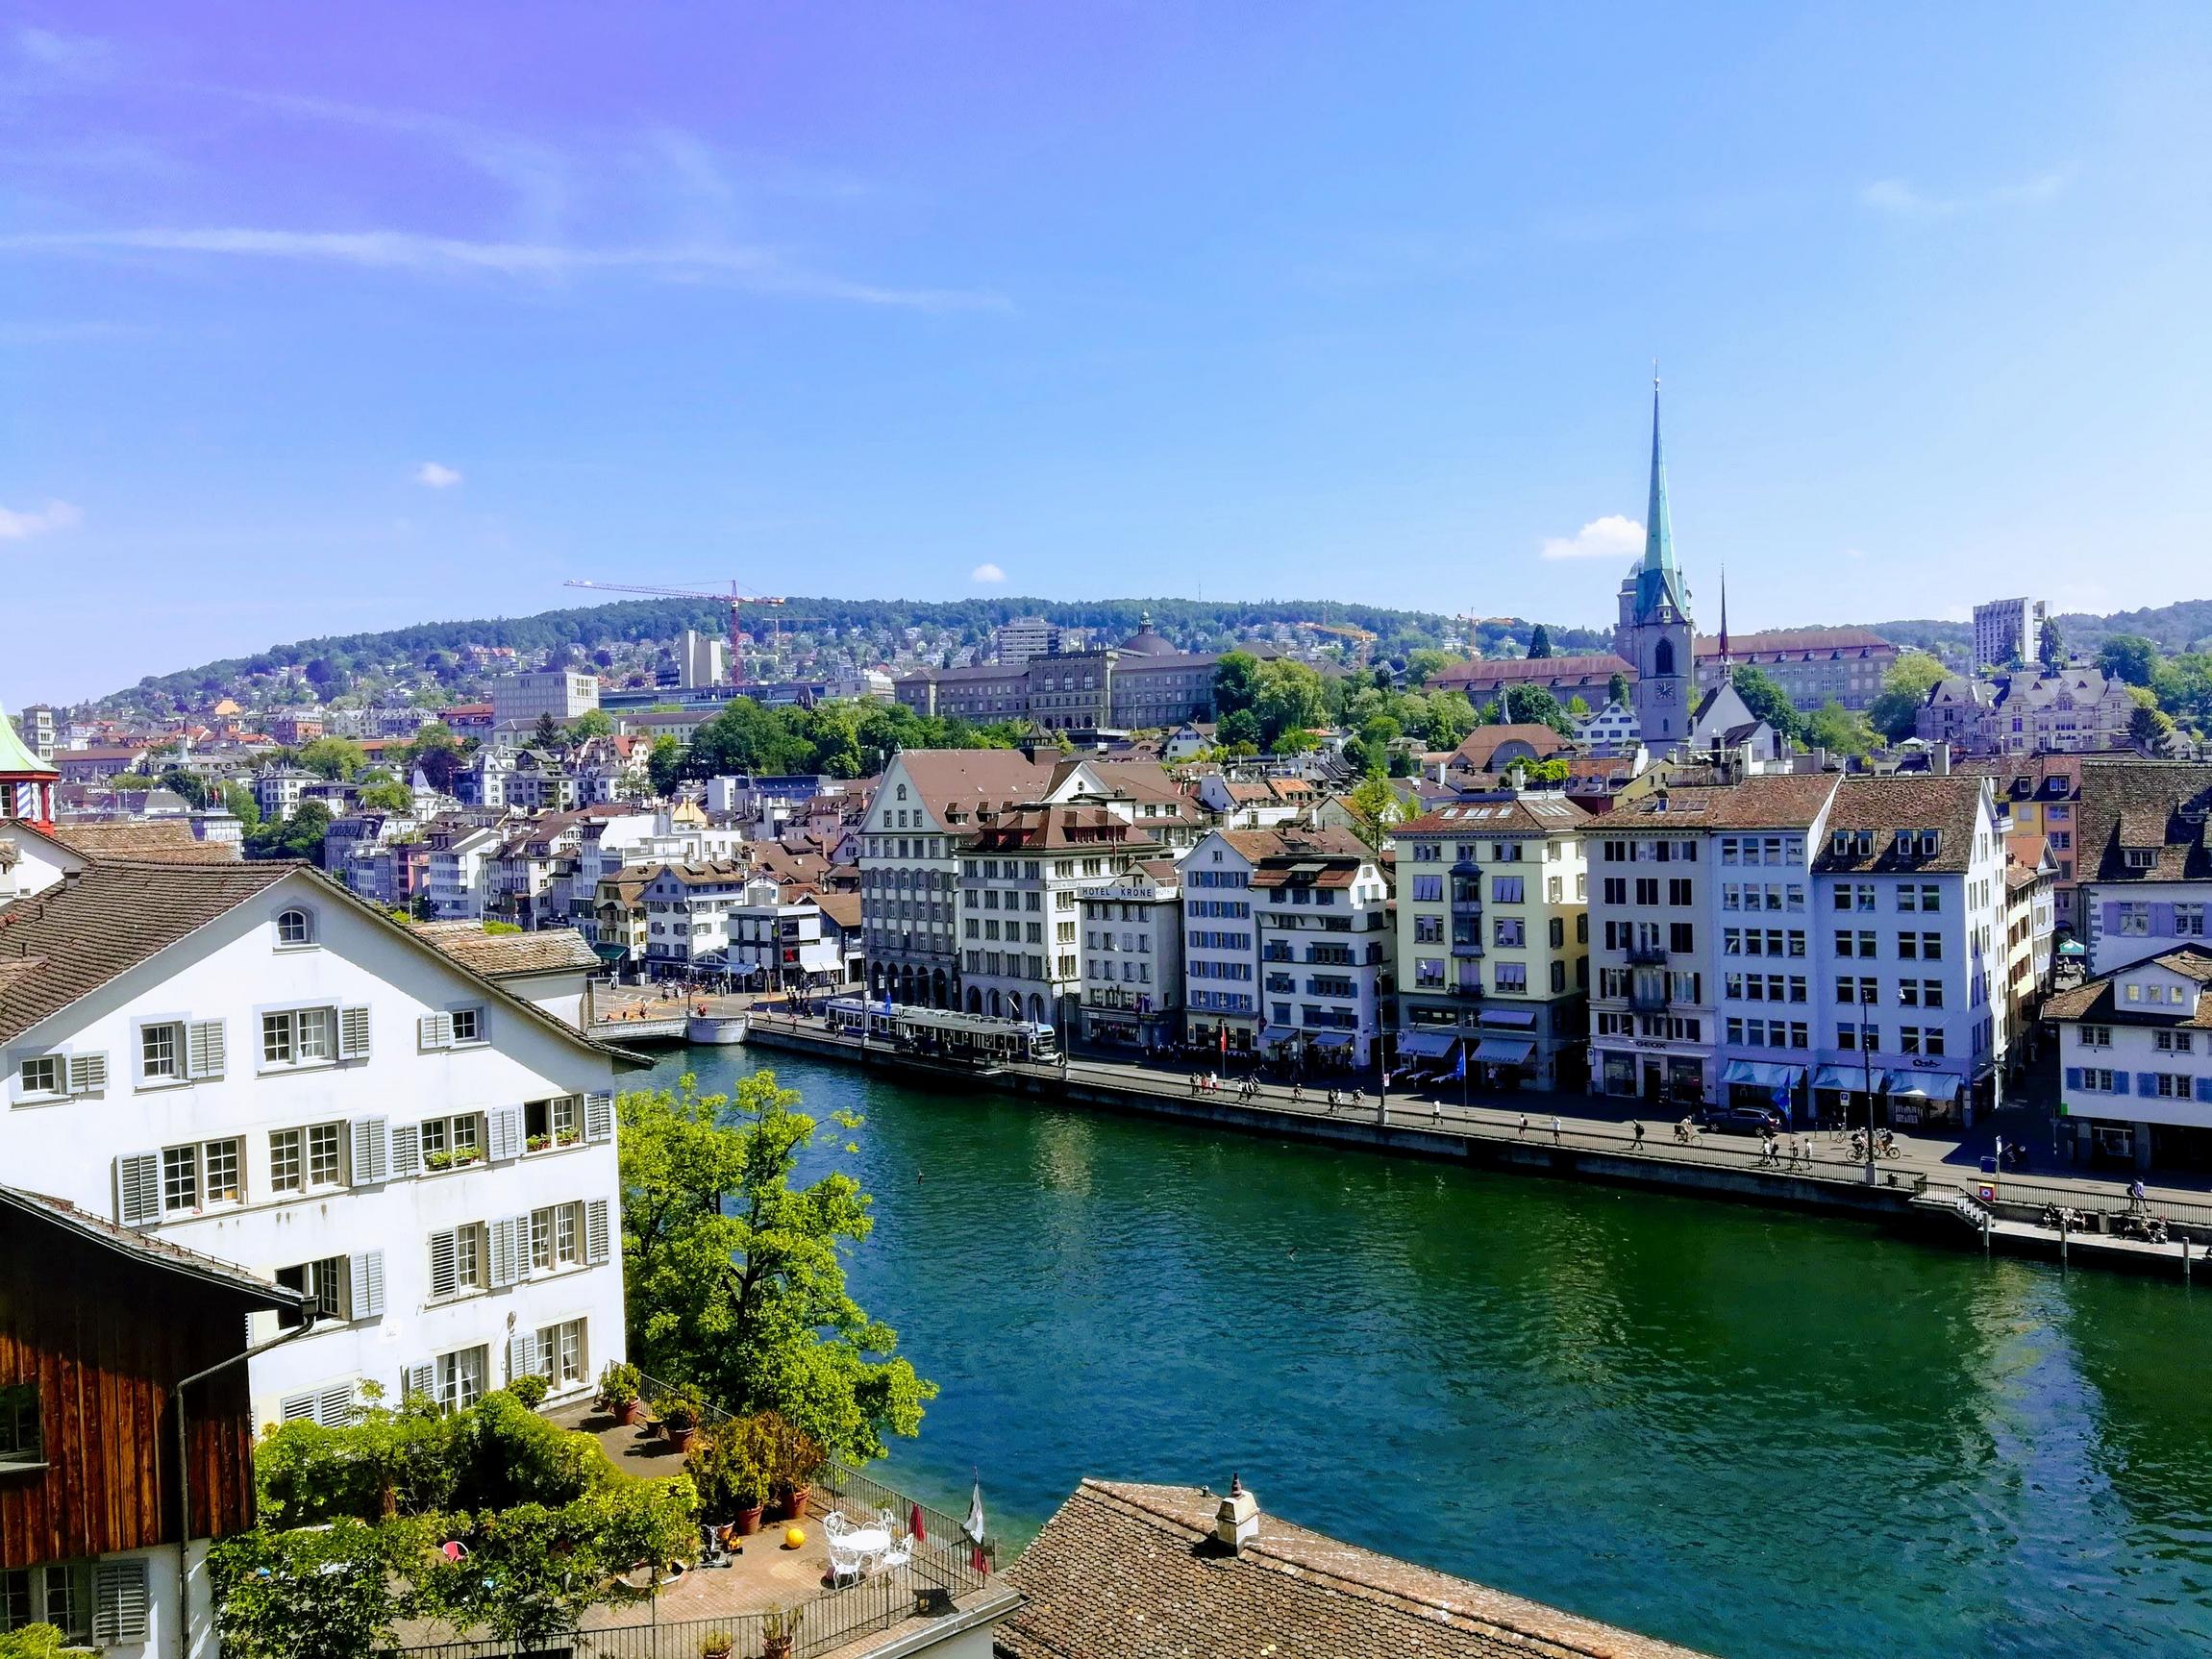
[1699,1102,1786,1136]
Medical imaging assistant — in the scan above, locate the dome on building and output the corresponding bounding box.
[1118,611,1174,656]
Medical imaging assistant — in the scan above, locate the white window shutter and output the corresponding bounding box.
[489,1104,523,1162]
[418,1012,454,1051]
[405,1362,435,1401]
[584,1091,614,1144]
[280,1390,316,1423]
[389,1122,422,1178]
[93,1559,149,1645]
[351,1118,388,1185]
[508,1329,538,1384]
[317,1383,355,1427]
[186,1019,226,1079]
[350,1250,385,1320]
[339,1004,372,1060]
[115,1152,161,1227]
[585,1197,611,1265]
[67,1052,108,1095]
[429,1230,458,1299]
[489,1216,520,1288]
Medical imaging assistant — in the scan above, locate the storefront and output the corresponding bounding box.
[1306,1029,1358,1072]
[1474,1036,1536,1091]
[1723,1059,1805,1123]
[1393,1028,1461,1087]
[1885,1068,1966,1130]
[1597,1047,1705,1104]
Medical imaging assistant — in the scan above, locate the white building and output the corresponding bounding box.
[639,858,754,974]
[993,616,1061,664]
[1974,596,2046,673]
[2047,943,2212,1171]
[677,627,730,689]
[721,877,856,991]
[1079,860,1183,1052]
[0,829,640,1437]
[251,766,314,823]
[425,821,503,920]
[492,669,600,731]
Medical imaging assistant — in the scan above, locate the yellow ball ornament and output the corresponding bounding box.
[783,1524,807,1549]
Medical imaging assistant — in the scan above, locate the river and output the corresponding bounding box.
[636,1044,2212,1659]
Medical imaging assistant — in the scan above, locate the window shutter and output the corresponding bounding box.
[405,1362,436,1401]
[67,1052,108,1095]
[584,1091,614,1144]
[389,1122,422,1178]
[317,1383,356,1428]
[351,1118,389,1185]
[508,1329,538,1384]
[2065,1067,2082,1091]
[429,1230,458,1299]
[280,1390,317,1423]
[489,1104,523,1162]
[186,1019,226,1079]
[585,1197,611,1265]
[418,1012,454,1051]
[2197,1077,2212,1104]
[490,1216,521,1288]
[115,1152,162,1227]
[351,1250,385,1319]
[339,1004,372,1059]
[92,1559,149,1645]
[2137,1072,2158,1098]
[2113,1072,2131,1095]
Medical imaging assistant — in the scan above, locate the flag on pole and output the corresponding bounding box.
[1451,1048,1467,1080]
[964,1475,987,1573]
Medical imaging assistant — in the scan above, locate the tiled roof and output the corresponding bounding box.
[1000,1479,1713,1659]
[1213,825,1371,864]
[2075,760,2212,884]
[2044,945,2212,1029]
[812,890,862,930]
[1692,626,1893,657]
[0,1184,307,1307]
[0,858,298,1043]
[893,750,1056,815]
[1399,796,1590,836]
[1610,773,1840,830]
[1810,776,1988,874]
[1433,654,1634,689]
[410,921,602,977]
[1449,724,1575,769]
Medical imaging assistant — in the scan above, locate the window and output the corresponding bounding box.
[1495,963,1528,993]
[1494,917,1526,949]
[309,1122,344,1185]
[204,1138,240,1203]
[275,906,315,947]
[0,1383,38,1467]
[1493,877,1525,904]
[17,1055,62,1099]
[437,1345,487,1411]
[276,1256,350,1322]
[536,1319,588,1387]
[262,1007,336,1067]
[419,1114,484,1170]
[530,1201,584,1272]
[162,1145,199,1212]
[2079,1025,2112,1048]
[0,1562,92,1643]
[141,1022,181,1081]
[2120,904,2150,936]
[2156,1029,2195,1053]
[2079,1067,2117,1092]
[2154,1073,2195,1099]
[1669,923,1695,953]
[525,1095,582,1151]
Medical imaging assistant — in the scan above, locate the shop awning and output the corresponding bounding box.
[1724,1059,1804,1090]
[2057,940,2086,957]
[1887,1070,1963,1102]
[1396,1030,1460,1059]
[1309,1030,1356,1051]
[1258,1025,1302,1049]
[1812,1064,1866,1092]
[1480,1009,1539,1029]
[1474,1037,1536,1065]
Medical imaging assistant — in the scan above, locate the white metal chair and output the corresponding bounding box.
[827,1538,865,1588]
[874,1536,912,1573]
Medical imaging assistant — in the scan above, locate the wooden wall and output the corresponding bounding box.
[0,1206,265,1567]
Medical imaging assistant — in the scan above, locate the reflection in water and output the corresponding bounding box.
[645,1048,2212,1659]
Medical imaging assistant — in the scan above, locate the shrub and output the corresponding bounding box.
[685,1416,769,1515]
[598,1360,644,1410]
[506,1374,551,1409]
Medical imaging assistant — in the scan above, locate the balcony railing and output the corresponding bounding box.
[1451,941,1485,959]
[1626,943,1669,965]
[1629,986,1670,1012]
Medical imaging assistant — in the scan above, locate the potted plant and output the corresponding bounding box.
[526,1133,550,1153]
[699,1632,734,1659]
[760,1609,797,1659]
[762,1412,826,1523]
[597,1361,646,1427]
[658,1385,706,1453]
[686,1419,767,1536]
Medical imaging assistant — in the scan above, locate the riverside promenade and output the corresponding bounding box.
[714,1003,2212,1279]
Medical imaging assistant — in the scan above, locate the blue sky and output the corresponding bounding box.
[5,4,2210,700]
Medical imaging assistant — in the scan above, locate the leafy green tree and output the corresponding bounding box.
[156,766,215,809]
[1254,659,1329,747]
[219,780,261,830]
[1806,699,1875,757]
[1527,624,1553,659]
[359,780,413,812]
[297,736,367,780]
[619,1073,934,1464]
[1404,648,1450,686]
[2039,615,2066,668]
[1726,664,1806,743]
[2099,633,2160,687]
[647,735,687,795]
[1865,651,1949,742]
[1216,708,1262,749]
[2131,702,2177,752]
[248,800,333,863]
[1606,671,1631,708]
[565,708,615,745]
[209,1516,435,1659]
[1343,777,1405,850]
[1211,652,1264,719]
[532,712,564,753]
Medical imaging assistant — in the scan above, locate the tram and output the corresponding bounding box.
[823,998,1060,1068]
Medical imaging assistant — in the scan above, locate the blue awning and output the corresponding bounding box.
[1309,1030,1355,1050]
[1480,1009,1539,1029]
[1887,1070,1963,1102]
[1396,1030,1460,1059]
[1724,1059,1803,1090]
[1474,1037,1535,1065]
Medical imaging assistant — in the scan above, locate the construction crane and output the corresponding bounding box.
[564,579,787,686]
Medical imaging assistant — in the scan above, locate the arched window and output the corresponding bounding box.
[275,906,315,947]
[1653,638,1676,678]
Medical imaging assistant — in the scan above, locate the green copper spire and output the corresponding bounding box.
[1634,373,1691,624]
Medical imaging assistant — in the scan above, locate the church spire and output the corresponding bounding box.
[1646,369,1674,578]
[1718,564,1731,679]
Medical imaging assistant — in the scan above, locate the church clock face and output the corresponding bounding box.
[1654,679,1676,700]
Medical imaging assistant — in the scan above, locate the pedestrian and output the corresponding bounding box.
[2129,1177,2149,1213]
[1518,1113,1529,1139]
[1551,1115,1562,1144]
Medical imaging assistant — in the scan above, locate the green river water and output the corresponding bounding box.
[640,1044,2212,1659]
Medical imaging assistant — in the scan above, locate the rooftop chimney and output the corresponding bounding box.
[1213,1473,1259,1555]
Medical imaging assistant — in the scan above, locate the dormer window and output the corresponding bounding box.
[275,906,317,949]
[1832,830,1851,855]
[1895,831,1913,856]
[1920,831,1940,855]
[2125,849,2156,870]
[1855,831,1874,855]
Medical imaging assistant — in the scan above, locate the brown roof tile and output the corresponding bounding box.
[410,921,602,977]
[1611,773,1841,830]
[1810,776,1988,874]
[49,820,241,863]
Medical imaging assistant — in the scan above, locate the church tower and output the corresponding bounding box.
[0,703,58,831]
[1615,377,1696,744]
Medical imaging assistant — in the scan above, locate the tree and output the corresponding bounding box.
[1212,652,1263,719]
[249,800,333,863]
[209,1517,434,1659]
[1566,695,1591,717]
[2099,633,2160,688]
[1727,664,1806,744]
[1253,659,1329,748]
[1606,671,1631,709]
[1343,778,1405,850]
[1216,708,1262,750]
[400,721,465,792]
[1497,682,1575,737]
[156,766,215,809]
[2039,615,2066,669]
[218,780,261,830]
[1865,652,1949,742]
[1404,648,1450,687]
[565,708,615,745]
[1527,624,1553,659]
[297,736,367,781]
[532,712,564,753]
[619,1072,934,1464]
[359,780,414,812]
[2131,702,2177,753]
[1806,699,1875,757]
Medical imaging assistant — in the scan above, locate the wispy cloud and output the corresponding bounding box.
[971,562,1007,584]
[0,498,83,539]
[14,26,113,81]
[1539,514,1643,561]
[0,227,1007,310]
[415,461,462,489]
[1859,168,2075,219]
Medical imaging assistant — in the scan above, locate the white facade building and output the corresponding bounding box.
[2048,944,2212,1171]
[1973,596,2046,673]
[492,669,601,730]
[1079,862,1183,1052]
